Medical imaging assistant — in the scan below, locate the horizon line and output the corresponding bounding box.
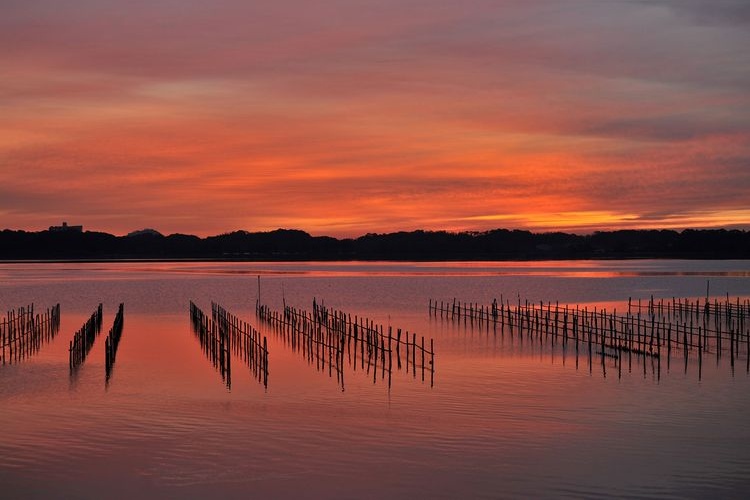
[4,225,750,240]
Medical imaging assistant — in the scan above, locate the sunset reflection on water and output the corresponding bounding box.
[1,260,749,498]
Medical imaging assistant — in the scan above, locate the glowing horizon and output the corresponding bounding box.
[2,1,749,238]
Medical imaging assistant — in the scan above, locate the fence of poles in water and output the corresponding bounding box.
[104,303,125,384]
[1,303,61,365]
[189,301,268,389]
[262,303,345,385]
[213,302,268,388]
[430,294,750,379]
[627,295,748,335]
[69,304,103,371]
[257,299,435,388]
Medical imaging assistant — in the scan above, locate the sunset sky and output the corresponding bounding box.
[2,0,749,236]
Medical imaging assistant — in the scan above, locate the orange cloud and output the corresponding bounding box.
[1,1,748,236]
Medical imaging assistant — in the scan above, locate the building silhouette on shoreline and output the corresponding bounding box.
[49,221,83,232]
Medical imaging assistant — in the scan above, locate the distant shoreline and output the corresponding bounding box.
[1,256,749,264]
[1,227,748,261]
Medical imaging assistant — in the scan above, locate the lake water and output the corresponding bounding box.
[1,260,749,499]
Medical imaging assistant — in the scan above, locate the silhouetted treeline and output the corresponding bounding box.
[0,228,748,261]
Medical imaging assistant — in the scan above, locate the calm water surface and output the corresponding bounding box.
[1,260,749,499]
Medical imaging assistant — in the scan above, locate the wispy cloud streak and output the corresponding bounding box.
[1,0,748,235]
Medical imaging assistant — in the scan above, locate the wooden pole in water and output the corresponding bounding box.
[405,330,409,370]
[412,333,416,377]
[263,336,268,388]
[421,336,425,381]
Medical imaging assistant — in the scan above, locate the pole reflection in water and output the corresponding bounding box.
[0,303,60,365]
[189,301,268,389]
[431,293,750,382]
[104,303,125,387]
[257,298,435,390]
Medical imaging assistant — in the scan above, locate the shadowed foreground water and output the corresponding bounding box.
[1,260,749,499]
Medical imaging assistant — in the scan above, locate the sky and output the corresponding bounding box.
[1,0,749,237]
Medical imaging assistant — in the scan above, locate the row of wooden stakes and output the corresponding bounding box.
[257,299,435,388]
[69,304,103,371]
[430,295,750,378]
[105,303,125,384]
[189,301,269,389]
[629,295,749,331]
[213,302,268,387]
[1,303,60,365]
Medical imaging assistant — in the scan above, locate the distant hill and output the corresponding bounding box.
[0,227,748,260]
[126,228,163,237]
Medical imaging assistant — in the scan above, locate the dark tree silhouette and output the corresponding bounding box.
[0,227,747,261]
